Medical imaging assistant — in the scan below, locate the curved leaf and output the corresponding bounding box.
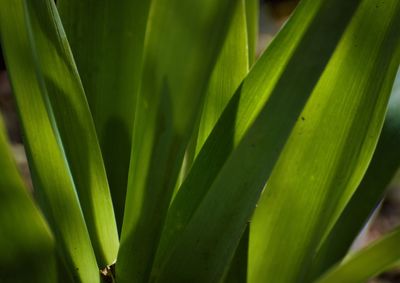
[315,226,400,283]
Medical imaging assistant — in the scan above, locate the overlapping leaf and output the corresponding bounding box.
[152,0,400,282]
[195,0,249,158]
[249,1,400,282]
[0,0,110,281]
[117,0,240,282]
[58,0,152,231]
[25,0,119,266]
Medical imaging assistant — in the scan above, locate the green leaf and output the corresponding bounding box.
[222,226,249,283]
[153,0,400,282]
[309,69,400,279]
[0,0,101,281]
[25,0,119,266]
[180,0,249,182]
[0,117,55,283]
[56,254,75,283]
[315,226,400,283]
[249,1,400,282]
[245,0,259,65]
[58,0,152,232]
[172,1,250,280]
[117,0,240,281]
[195,0,249,157]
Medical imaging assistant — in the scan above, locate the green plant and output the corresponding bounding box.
[0,0,400,282]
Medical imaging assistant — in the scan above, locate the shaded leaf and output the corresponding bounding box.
[316,226,400,283]
[0,117,55,283]
[58,0,152,232]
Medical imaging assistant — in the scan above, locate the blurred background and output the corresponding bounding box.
[1,0,399,281]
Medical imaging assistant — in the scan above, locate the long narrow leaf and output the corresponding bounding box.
[152,0,373,282]
[25,0,119,266]
[180,0,249,181]
[0,1,100,281]
[191,2,249,281]
[222,226,249,283]
[195,0,249,157]
[245,0,259,65]
[58,0,152,232]
[310,70,400,279]
[117,0,240,282]
[249,1,400,282]
[315,226,400,283]
[0,117,55,283]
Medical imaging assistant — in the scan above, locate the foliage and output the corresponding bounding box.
[0,0,399,282]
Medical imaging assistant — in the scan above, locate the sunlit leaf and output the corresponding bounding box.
[249,1,400,282]
[245,0,259,65]
[152,0,400,282]
[0,0,103,280]
[117,0,240,282]
[310,69,400,279]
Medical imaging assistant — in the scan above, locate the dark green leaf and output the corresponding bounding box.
[58,0,152,232]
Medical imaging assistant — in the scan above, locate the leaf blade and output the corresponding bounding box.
[309,70,400,279]
[117,0,241,282]
[0,0,101,280]
[154,0,377,282]
[0,117,55,283]
[25,0,119,266]
[58,0,152,232]
[245,0,259,65]
[249,1,400,282]
[315,226,400,283]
